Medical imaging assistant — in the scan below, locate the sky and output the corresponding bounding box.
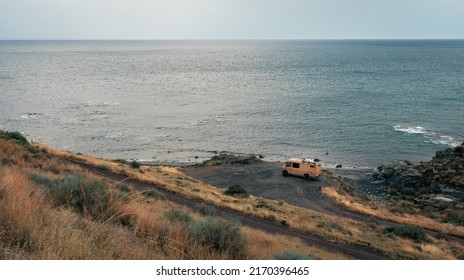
[0,0,463,40]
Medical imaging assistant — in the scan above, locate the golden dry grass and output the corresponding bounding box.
[1,139,346,260]
[323,186,464,238]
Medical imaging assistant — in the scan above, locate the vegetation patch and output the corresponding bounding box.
[143,189,165,200]
[383,225,426,242]
[113,159,130,165]
[30,170,131,223]
[165,209,192,223]
[189,217,246,259]
[0,130,30,147]
[255,200,276,211]
[130,160,141,169]
[271,250,315,260]
[224,184,249,198]
[194,203,218,217]
[97,164,110,171]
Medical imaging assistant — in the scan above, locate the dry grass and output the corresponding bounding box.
[323,186,464,238]
[242,227,351,260]
[1,139,346,260]
[22,142,464,259]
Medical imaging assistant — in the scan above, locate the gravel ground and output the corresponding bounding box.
[183,161,388,218]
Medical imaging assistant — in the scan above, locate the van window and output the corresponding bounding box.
[286,162,291,167]
[292,163,300,168]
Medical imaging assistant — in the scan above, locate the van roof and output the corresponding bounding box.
[287,158,320,163]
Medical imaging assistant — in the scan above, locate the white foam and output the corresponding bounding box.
[74,101,119,108]
[393,125,426,134]
[393,125,460,147]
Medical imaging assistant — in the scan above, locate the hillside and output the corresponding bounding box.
[0,131,332,260]
[1,131,464,259]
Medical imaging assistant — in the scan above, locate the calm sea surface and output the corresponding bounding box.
[1,40,463,167]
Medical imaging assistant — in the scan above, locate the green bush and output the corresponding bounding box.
[255,201,276,211]
[48,172,88,211]
[189,218,246,259]
[165,209,192,223]
[0,131,30,146]
[113,159,130,165]
[194,203,217,217]
[452,215,464,226]
[383,225,426,242]
[271,250,314,260]
[29,173,53,188]
[224,185,249,198]
[130,160,140,169]
[117,183,132,193]
[1,157,14,165]
[144,189,165,200]
[98,164,110,171]
[33,171,117,221]
[46,163,60,174]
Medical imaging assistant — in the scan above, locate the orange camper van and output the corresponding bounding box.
[282,158,321,180]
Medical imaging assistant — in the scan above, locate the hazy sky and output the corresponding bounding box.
[1,0,463,40]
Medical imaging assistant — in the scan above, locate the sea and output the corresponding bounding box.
[1,40,463,168]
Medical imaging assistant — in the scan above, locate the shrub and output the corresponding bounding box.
[165,209,192,223]
[46,163,60,174]
[117,183,132,193]
[29,173,53,188]
[255,201,276,211]
[189,218,246,259]
[130,160,140,169]
[194,203,217,217]
[452,215,464,226]
[0,131,30,146]
[33,171,119,221]
[144,189,165,200]
[271,250,314,260]
[113,159,130,165]
[224,185,249,198]
[383,225,426,242]
[1,157,14,165]
[47,172,89,213]
[98,164,110,171]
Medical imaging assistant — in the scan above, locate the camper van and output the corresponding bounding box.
[282,158,321,180]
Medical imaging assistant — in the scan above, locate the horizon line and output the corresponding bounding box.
[1,38,464,41]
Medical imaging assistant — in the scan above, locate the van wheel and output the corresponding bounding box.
[304,174,311,180]
[282,171,289,177]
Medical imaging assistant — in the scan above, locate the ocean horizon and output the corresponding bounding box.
[1,40,463,167]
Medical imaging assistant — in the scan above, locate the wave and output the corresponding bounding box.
[9,113,42,121]
[393,125,460,147]
[393,125,427,134]
[69,101,119,109]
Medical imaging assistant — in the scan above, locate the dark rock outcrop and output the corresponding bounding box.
[372,143,464,200]
[200,153,263,166]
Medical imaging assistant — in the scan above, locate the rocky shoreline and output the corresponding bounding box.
[371,143,464,202]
